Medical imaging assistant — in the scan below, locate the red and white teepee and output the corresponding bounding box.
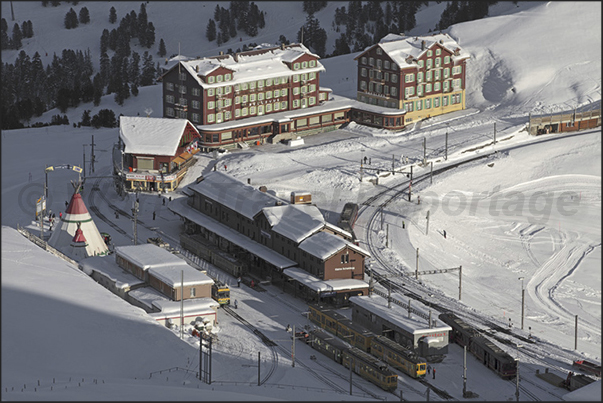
[69,223,89,261]
[48,186,109,259]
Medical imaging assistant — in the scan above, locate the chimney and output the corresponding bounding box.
[195,65,199,72]
[219,51,224,56]
[280,42,285,50]
[234,53,239,62]
[421,40,425,50]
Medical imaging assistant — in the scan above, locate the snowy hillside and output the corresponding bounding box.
[1,1,601,401]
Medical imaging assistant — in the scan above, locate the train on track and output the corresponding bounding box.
[438,312,517,379]
[308,304,427,379]
[337,202,359,235]
[180,232,244,279]
[308,328,398,392]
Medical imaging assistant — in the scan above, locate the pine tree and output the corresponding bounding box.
[81,109,91,126]
[11,23,22,49]
[214,4,221,21]
[138,3,149,47]
[92,73,103,106]
[129,51,140,87]
[206,19,216,42]
[64,8,79,29]
[158,38,166,57]
[140,51,155,87]
[100,29,109,54]
[1,18,9,50]
[79,7,90,24]
[332,33,351,56]
[109,6,117,24]
[145,22,155,48]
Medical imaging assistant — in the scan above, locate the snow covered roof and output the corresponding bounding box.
[168,197,297,269]
[151,297,219,316]
[188,171,283,220]
[324,221,354,239]
[115,244,190,271]
[79,256,146,290]
[260,204,325,243]
[350,295,451,335]
[283,266,369,292]
[168,43,325,89]
[148,264,213,288]
[357,33,470,69]
[299,231,370,260]
[119,116,198,156]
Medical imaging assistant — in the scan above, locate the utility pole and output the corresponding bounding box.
[391,154,395,175]
[423,137,427,165]
[493,122,497,145]
[519,277,525,329]
[445,130,448,160]
[258,352,261,386]
[83,145,87,180]
[44,165,49,200]
[426,210,430,235]
[430,161,433,184]
[463,345,468,397]
[292,325,295,367]
[90,135,96,174]
[515,358,520,402]
[349,356,353,395]
[459,265,462,300]
[386,223,389,248]
[10,1,15,20]
[132,195,139,245]
[575,315,578,350]
[180,270,184,339]
[408,165,413,202]
[415,248,419,279]
[408,299,411,318]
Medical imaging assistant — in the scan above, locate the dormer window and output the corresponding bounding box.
[208,76,215,84]
[376,47,382,55]
[309,60,316,67]
[302,61,308,69]
[225,73,232,81]
[293,62,300,70]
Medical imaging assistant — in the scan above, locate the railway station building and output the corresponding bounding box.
[168,171,370,306]
[349,295,451,362]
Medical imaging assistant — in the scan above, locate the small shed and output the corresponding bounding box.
[290,191,312,204]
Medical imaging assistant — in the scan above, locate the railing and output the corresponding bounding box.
[16,224,79,267]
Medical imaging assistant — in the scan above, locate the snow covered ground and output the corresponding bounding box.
[2,1,601,401]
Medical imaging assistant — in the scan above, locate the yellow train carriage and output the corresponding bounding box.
[308,304,347,335]
[337,319,374,353]
[343,347,398,392]
[371,335,427,379]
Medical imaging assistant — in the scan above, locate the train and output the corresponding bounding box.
[180,232,244,278]
[438,312,517,379]
[211,280,231,305]
[308,328,398,392]
[308,304,427,379]
[337,202,359,235]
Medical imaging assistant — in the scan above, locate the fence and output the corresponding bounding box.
[528,108,600,135]
[16,224,78,268]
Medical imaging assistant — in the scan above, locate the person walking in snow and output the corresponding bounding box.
[433,367,436,379]
[427,365,431,375]
[237,276,241,287]
[443,230,447,239]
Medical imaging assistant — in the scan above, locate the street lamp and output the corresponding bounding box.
[515,344,523,402]
[518,277,525,330]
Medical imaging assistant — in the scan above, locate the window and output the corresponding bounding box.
[405,73,415,83]
[309,60,316,67]
[309,72,316,80]
[434,82,441,91]
[257,105,264,115]
[190,288,196,297]
[249,81,256,89]
[405,102,413,112]
[179,72,187,81]
[242,82,249,90]
[225,73,231,81]
[391,63,397,70]
[427,59,432,69]
[435,70,440,80]
[391,74,397,83]
[384,72,390,82]
[453,66,462,75]
[258,92,264,101]
[242,94,248,103]
[384,60,390,69]
[234,84,240,92]
[281,88,288,96]
[249,106,256,115]
[242,107,248,116]
[273,90,279,98]
[281,101,287,109]
[417,72,423,83]
[216,112,223,122]
[301,73,308,82]
[225,86,232,94]
[417,85,422,96]
[224,98,232,107]
[442,95,448,106]
[179,97,187,106]
[166,95,175,104]
[293,87,300,95]
[208,88,215,96]
[166,82,174,91]
[444,81,449,91]
[216,75,223,83]
[426,83,432,93]
[435,57,441,67]
[416,100,422,110]
[369,57,374,66]
[274,101,280,111]
[266,91,272,99]
[418,60,424,68]
[265,78,272,87]
[207,113,215,122]
[235,108,241,117]
[453,78,461,89]
[191,113,200,123]
[208,101,215,109]
[235,96,240,104]
[302,61,308,69]
[361,68,367,77]
[257,79,263,88]
[391,87,397,96]
[425,98,431,108]
[361,56,367,65]
[292,99,299,108]
[192,100,200,109]
[444,56,450,65]
[444,68,449,78]
[377,59,382,69]
[192,87,201,96]
[217,87,223,96]
[405,87,415,97]
[309,96,316,105]
[166,107,174,117]
[293,74,299,83]
[360,81,367,90]
[250,93,256,102]
[434,97,440,107]
[427,50,432,57]
[376,47,382,55]
[436,48,441,56]
[266,103,272,112]
[297,118,307,127]
[208,76,215,84]
[293,62,300,70]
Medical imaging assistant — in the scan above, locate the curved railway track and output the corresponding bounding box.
[359,129,600,397]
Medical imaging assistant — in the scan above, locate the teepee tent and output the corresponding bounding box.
[47,185,109,259]
[69,223,89,261]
